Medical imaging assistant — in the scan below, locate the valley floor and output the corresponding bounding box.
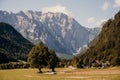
[0,67,120,80]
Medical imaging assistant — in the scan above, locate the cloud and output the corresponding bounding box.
[96,19,107,27]
[41,5,72,16]
[87,17,107,28]
[87,17,96,23]
[101,1,110,10]
[113,0,120,8]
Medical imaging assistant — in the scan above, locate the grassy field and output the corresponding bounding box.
[0,67,120,80]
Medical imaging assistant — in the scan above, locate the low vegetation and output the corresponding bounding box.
[0,62,30,69]
[0,67,120,80]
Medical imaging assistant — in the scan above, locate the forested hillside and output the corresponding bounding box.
[75,11,120,67]
[0,22,33,63]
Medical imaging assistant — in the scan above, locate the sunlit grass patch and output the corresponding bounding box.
[0,67,120,80]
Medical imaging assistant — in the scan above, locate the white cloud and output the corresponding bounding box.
[101,1,110,10]
[87,17,96,23]
[41,5,72,16]
[113,0,120,8]
[96,19,107,27]
[87,17,108,28]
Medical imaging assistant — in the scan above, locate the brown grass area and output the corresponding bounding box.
[0,67,120,80]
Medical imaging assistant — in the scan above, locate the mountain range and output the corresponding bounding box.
[0,10,100,54]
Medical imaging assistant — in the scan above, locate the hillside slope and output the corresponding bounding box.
[78,11,120,66]
[0,22,33,63]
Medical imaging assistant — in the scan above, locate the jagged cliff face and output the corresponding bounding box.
[0,10,100,54]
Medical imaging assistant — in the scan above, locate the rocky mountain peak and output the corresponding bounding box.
[0,10,100,54]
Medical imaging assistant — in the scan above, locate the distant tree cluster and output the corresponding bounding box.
[0,62,30,69]
[58,59,71,68]
[28,42,59,73]
[72,11,120,68]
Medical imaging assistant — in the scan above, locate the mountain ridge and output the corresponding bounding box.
[0,10,100,54]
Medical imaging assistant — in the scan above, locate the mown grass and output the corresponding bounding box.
[0,67,120,80]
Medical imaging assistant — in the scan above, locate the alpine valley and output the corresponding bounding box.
[0,10,100,54]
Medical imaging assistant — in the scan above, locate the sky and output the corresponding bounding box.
[0,0,120,28]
